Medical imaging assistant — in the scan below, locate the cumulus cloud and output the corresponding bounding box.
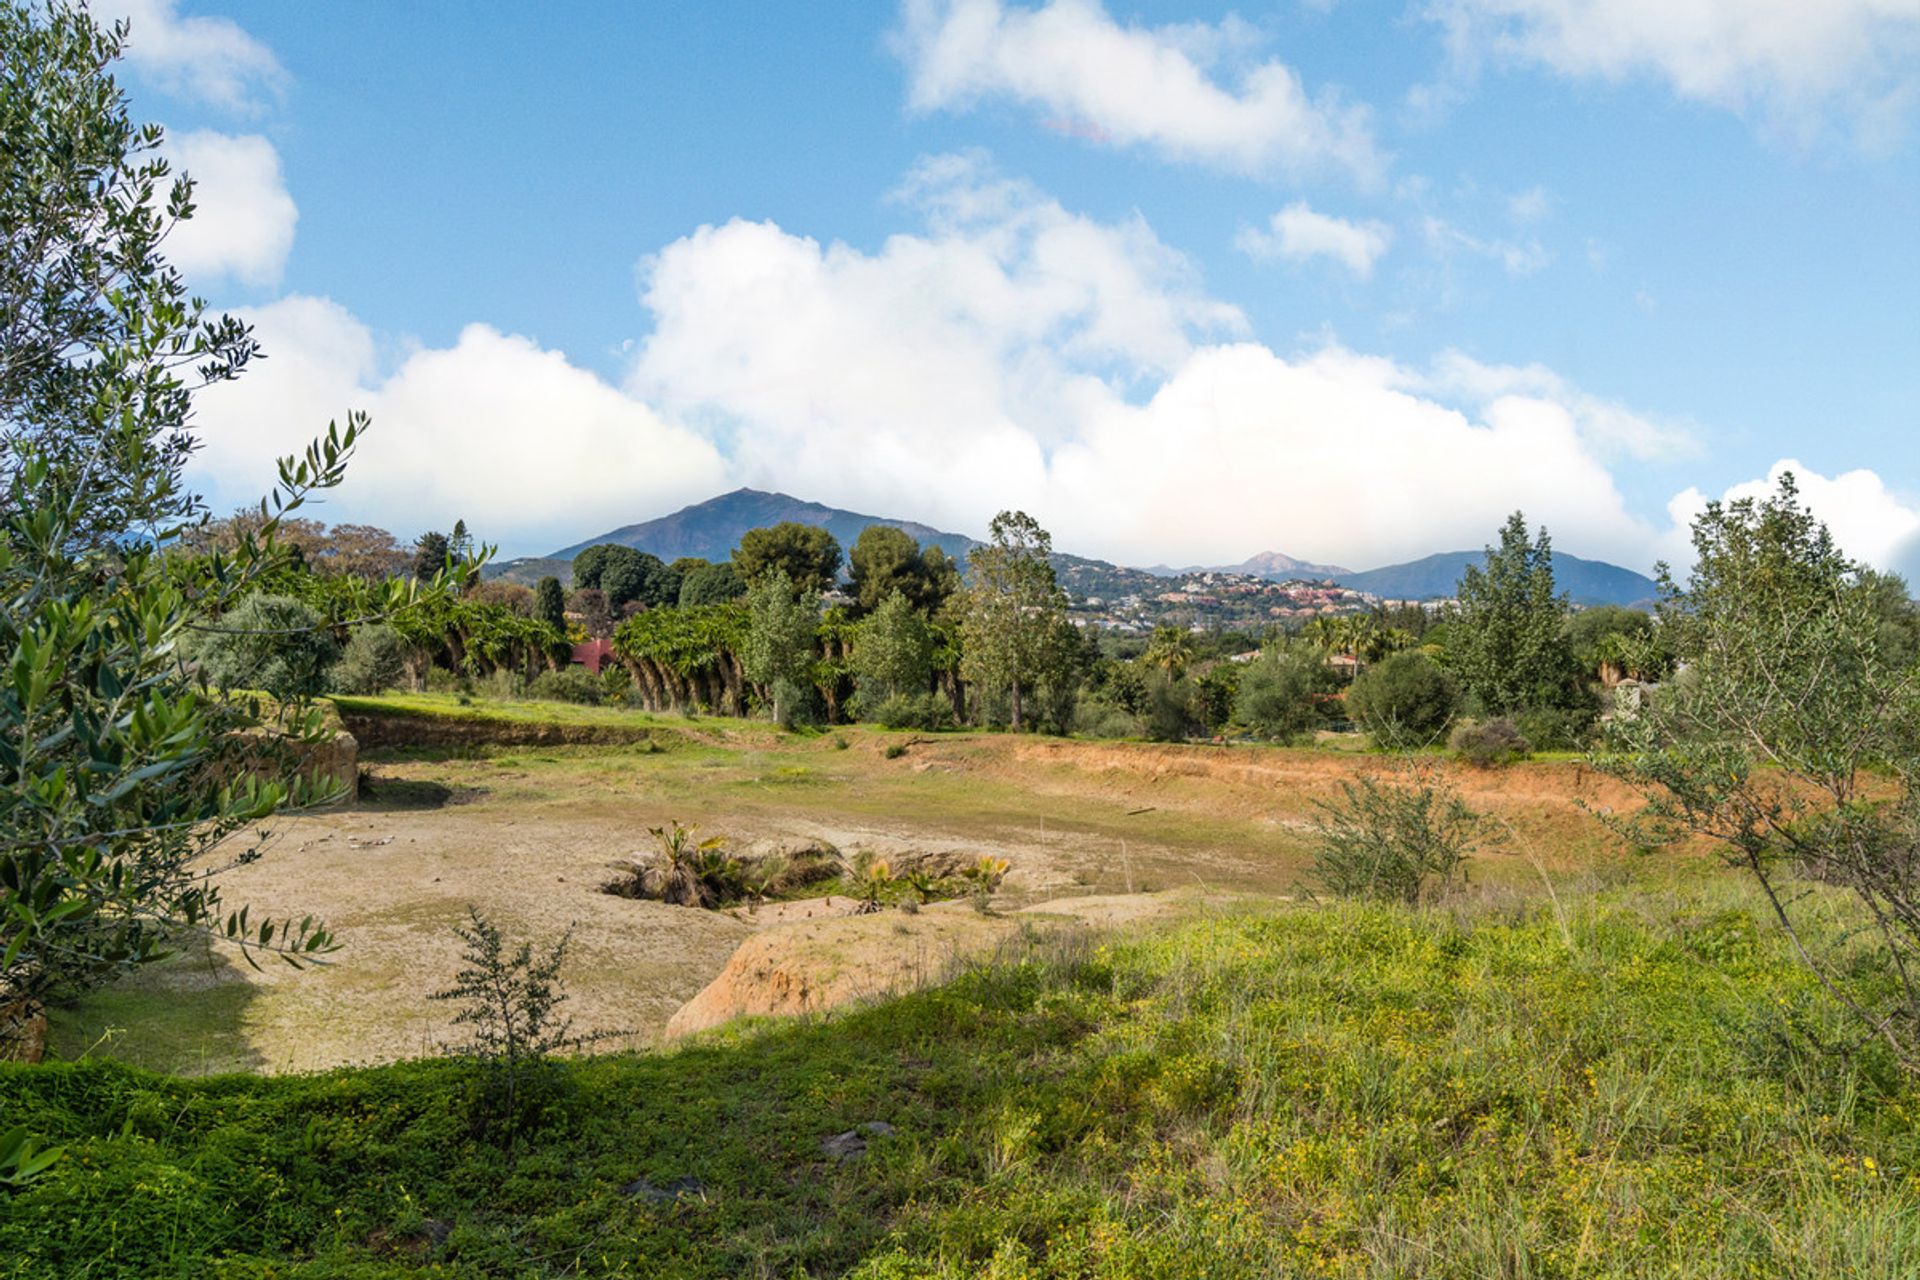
[1424,0,1920,144]
[1412,350,1699,461]
[892,0,1384,181]
[189,297,727,551]
[163,131,298,287]
[108,0,287,113]
[625,155,1663,570]
[1662,460,1920,574]
[1236,202,1393,277]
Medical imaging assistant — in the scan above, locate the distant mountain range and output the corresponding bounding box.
[1333,551,1658,607]
[486,488,1658,608]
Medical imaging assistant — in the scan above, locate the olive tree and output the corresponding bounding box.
[1595,475,1920,1072]
[0,2,462,1048]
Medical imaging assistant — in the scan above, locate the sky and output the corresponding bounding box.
[108,0,1920,575]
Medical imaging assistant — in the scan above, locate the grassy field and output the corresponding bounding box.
[6,881,1916,1278]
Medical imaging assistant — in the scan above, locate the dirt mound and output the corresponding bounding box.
[665,889,1228,1039]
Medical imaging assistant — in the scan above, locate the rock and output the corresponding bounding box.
[622,1175,706,1204]
[822,1121,896,1162]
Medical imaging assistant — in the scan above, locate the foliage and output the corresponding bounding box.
[5,889,1920,1277]
[1142,673,1200,742]
[1235,643,1339,743]
[959,511,1072,732]
[1566,604,1660,681]
[1594,473,1920,1072]
[0,3,434,1035]
[853,590,934,702]
[678,559,745,606]
[0,1125,62,1190]
[604,822,746,909]
[864,692,951,731]
[1309,769,1487,903]
[1515,701,1599,751]
[573,544,676,610]
[1449,717,1532,767]
[332,623,407,695]
[1449,512,1580,716]
[848,525,958,614]
[743,570,819,724]
[430,910,594,1140]
[613,603,747,674]
[412,530,451,581]
[190,593,340,701]
[1345,650,1458,748]
[1141,625,1195,680]
[526,666,603,705]
[533,575,567,633]
[734,522,843,595]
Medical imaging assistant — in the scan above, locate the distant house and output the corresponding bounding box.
[571,637,617,674]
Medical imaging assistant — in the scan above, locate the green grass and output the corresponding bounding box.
[327,692,695,729]
[7,885,1917,1278]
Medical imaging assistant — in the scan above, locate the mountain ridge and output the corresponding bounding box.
[493,488,1658,607]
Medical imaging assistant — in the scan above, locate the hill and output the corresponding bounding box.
[551,488,978,566]
[1144,550,1350,580]
[1336,550,1658,606]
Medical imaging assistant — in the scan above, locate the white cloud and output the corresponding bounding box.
[893,0,1384,181]
[624,156,1662,570]
[188,297,728,550]
[1413,350,1699,460]
[108,0,287,113]
[1663,460,1920,574]
[163,131,297,287]
[1424,0,1920,144]
[1423,215,1551,275]
[1507,186,1552,223]
[1236,202,1393,277]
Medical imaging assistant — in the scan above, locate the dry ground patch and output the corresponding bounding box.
[47,712,1663,1074]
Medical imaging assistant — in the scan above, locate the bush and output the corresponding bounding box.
[1072,694,1141,739]
[866,692,950,731]
[331,623,406,695]
[1515,703,1598,752]
[1309,771,1487,903]
[190,593,338,701]
[1236,645,1337,743]
[1142,674,1199,742]
[1346,651,1458,748]
[527,667,605,705]
[1449,718,1531,768]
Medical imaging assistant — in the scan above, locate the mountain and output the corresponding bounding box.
[1141,551,1350,580]
[550,489,979,566]
[1334,551,1658,607]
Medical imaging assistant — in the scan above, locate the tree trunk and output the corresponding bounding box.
[1010,678,1023,733]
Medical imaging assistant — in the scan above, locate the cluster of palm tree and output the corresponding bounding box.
[1299,614,1420,671]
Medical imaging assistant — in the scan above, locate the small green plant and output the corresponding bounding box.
[961,855,1010,913]
[0,1127,64,1191]
[431,910,607,1141]
[832,735,850,750]
[527,667,604,705]
[847,852,894,914]
[1309,771,1487,904]
[884,743,908,760]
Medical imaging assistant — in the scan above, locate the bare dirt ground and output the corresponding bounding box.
[48,726,1653,1075]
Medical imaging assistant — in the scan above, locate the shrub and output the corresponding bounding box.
[191,594,339,701]
[1072,694,1141,739]
[1346,651,1458,748]
[1515,703,1598,751]
[331,623,406,695]
[883,743,908,760]
[867,691,950,731]
[1236,645,1338,743]
[1142,674,1199,743]
[527,667,604,705]
[1449,718,1532,768]
[1309,771,1487,903]
[430,910,604,1141]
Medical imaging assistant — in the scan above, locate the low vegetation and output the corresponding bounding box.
[5,886,1918,1277]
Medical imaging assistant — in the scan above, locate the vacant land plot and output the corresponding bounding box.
[49,696,1681,1075]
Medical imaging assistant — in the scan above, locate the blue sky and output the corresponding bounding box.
[115,0,1920,574]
